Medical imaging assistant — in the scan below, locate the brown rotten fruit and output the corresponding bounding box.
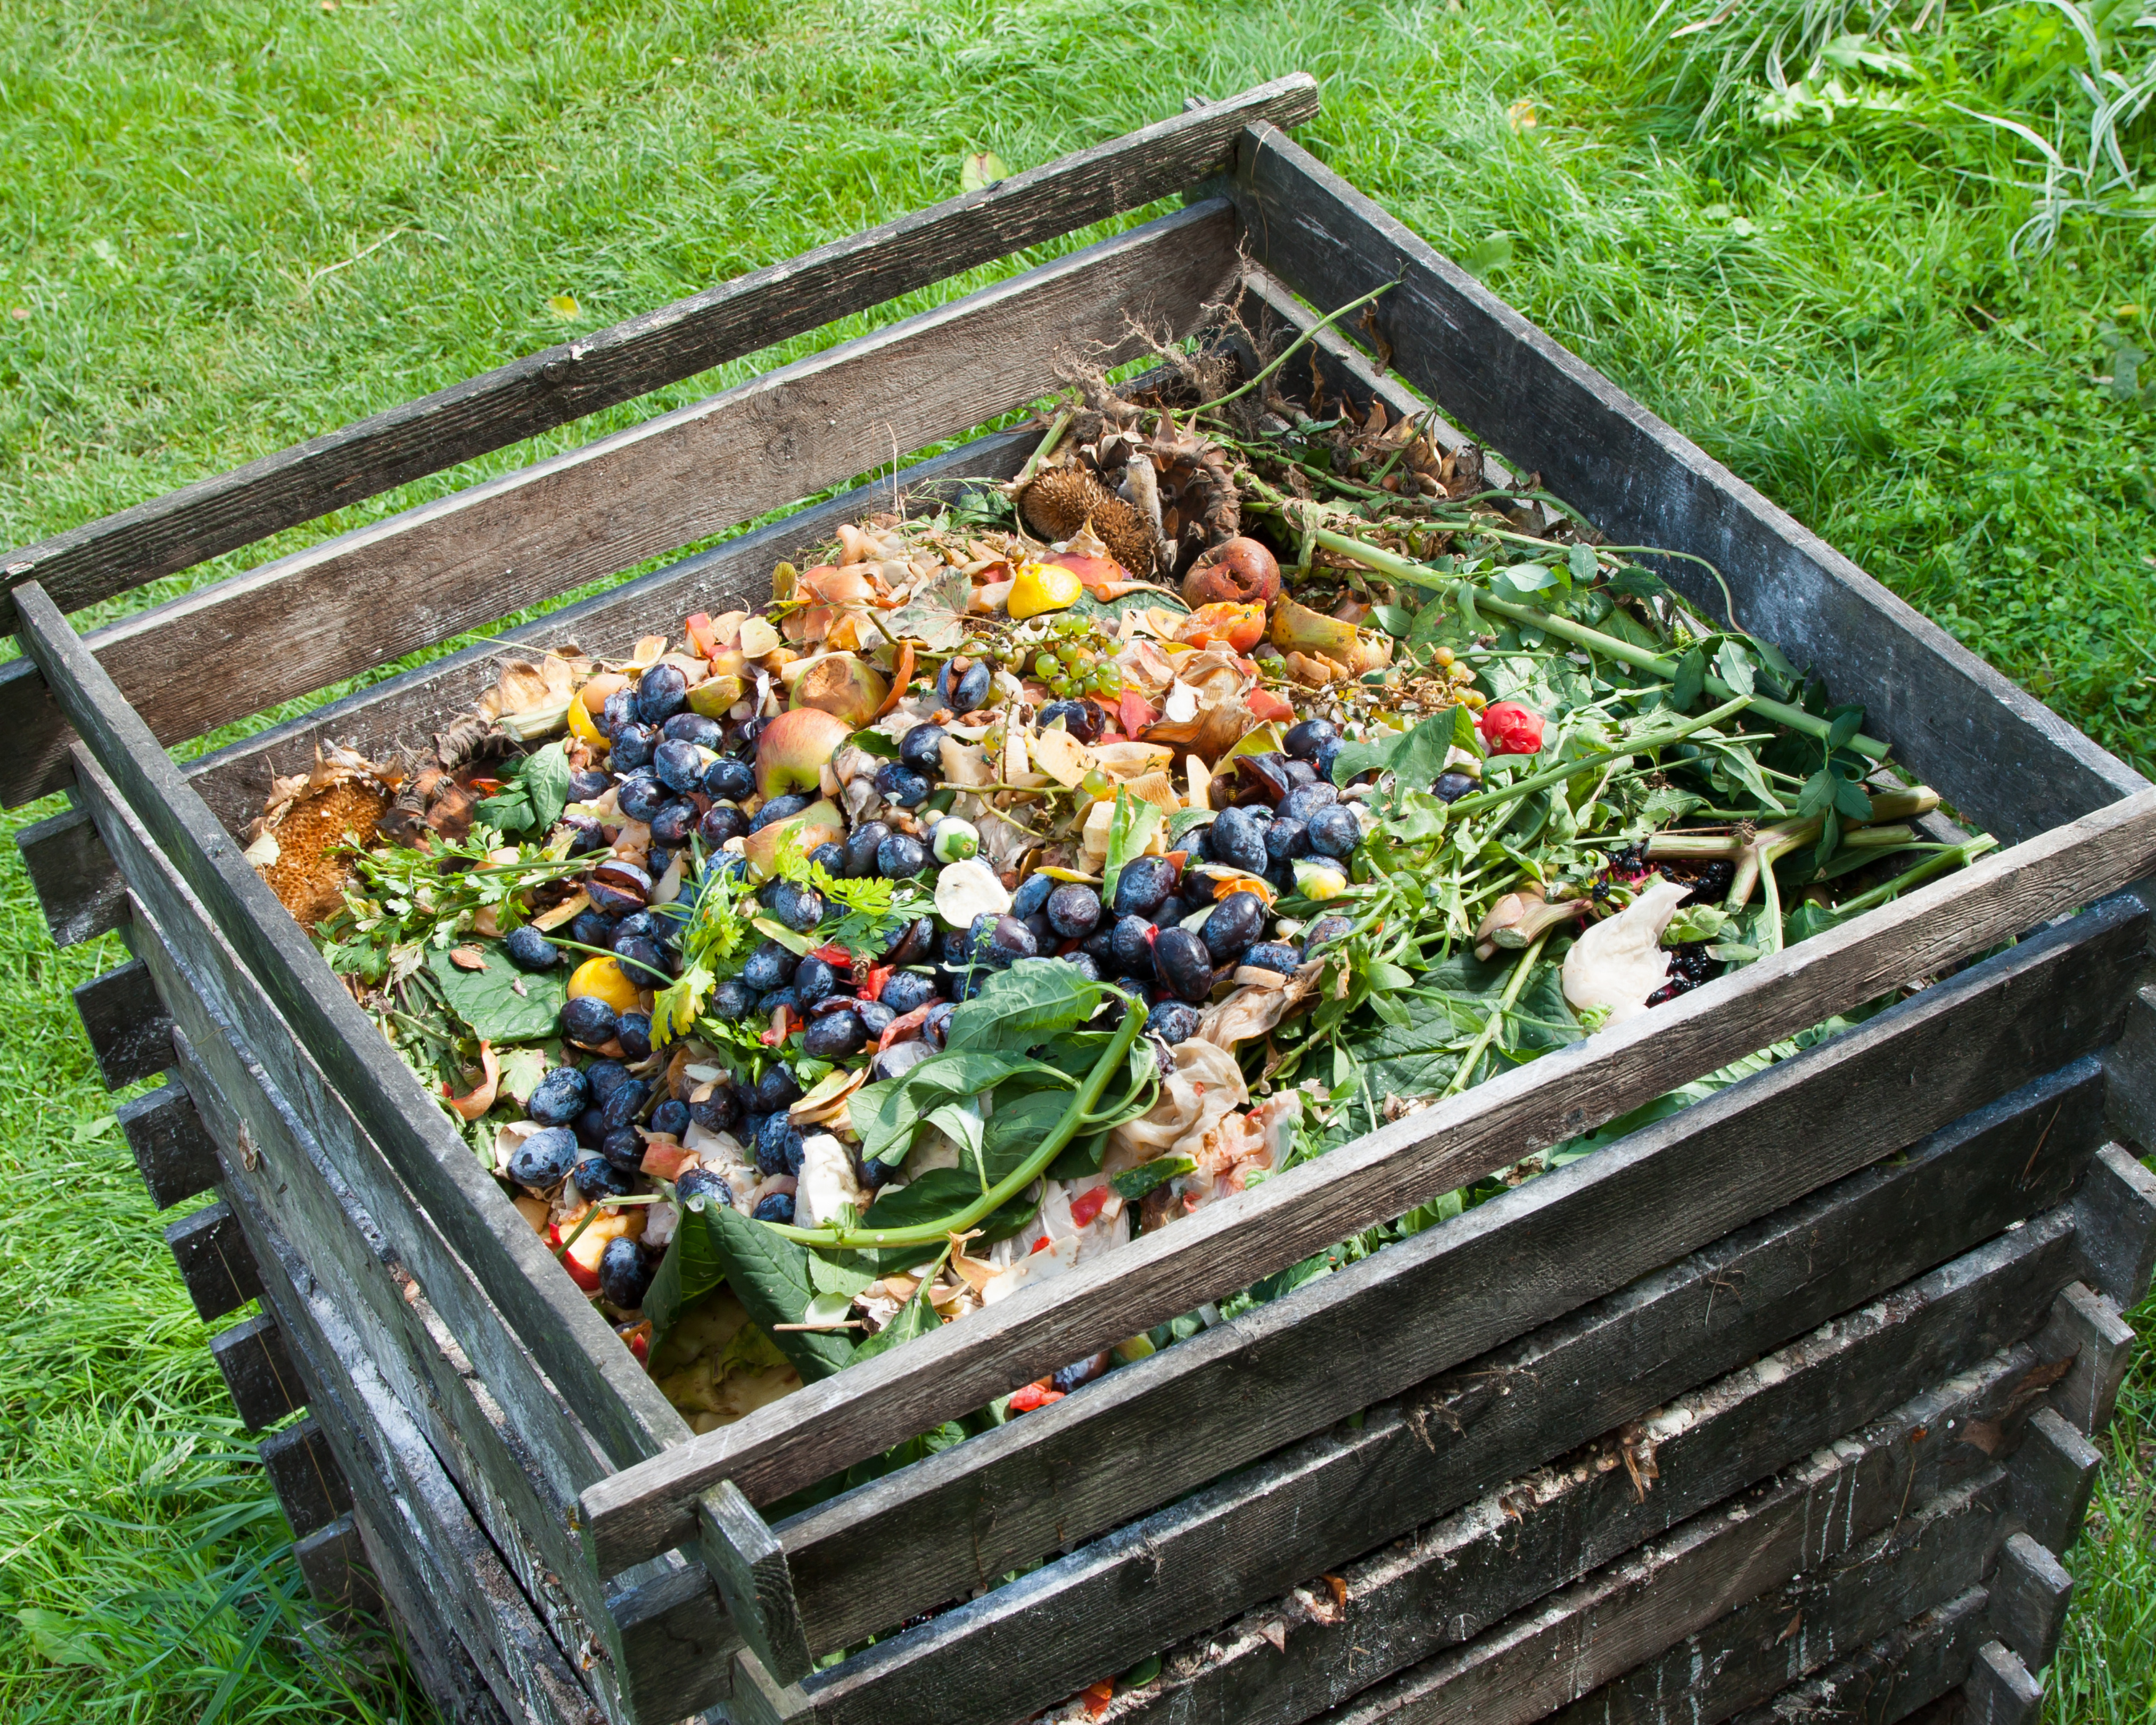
[789,653,889,729]
[755,707,852,799]
[1182,536,1281,609]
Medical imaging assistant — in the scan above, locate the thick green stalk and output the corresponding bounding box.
[1194,280,1397,413]
[1440,695,1754,820]
[1829,836,2001,921]
[1299,527,1890,762]
[769,991,1149,1250]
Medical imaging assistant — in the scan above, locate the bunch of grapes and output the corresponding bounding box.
[1030,614,1123,701]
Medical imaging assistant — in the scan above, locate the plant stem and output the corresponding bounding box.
[1193,280,1400,414]
[1295,526,1890,761]
[1829,836,2000,920]
[768,989,1149,1250]
[1440,695,1754,820]
[1016,406,1075,486]
[1445,929,1551,1096]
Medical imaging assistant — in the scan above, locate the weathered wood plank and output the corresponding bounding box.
[1962,1642,2043,1725]
[15,806,125,946]
[1097,1241,2086,1725]
[0,78,1316,630]
[259,1414,353,1539]
[779,1135,2089,1724]
[218,1145,602,1725]
[1220,123,2152,842]
[2003,1406,2099,1555]
[776,1045,2111,1658]
[2072,1141,2156,1308]
[2040,1281,2134,1438]
[702,1482,813,1688]
[70,956,172,1089]
[1985,1533,2072,1675]
[178,422,1034,839]
[115,1075,219,1210]
[2106,983,2156,1148]
[0,203,1243,806]
[586,872,2155,1570]
[165,1200,259,1320]
[211,1310,304,1432]
[1328,1471,2006,1725]
[15,617,688,1473]
[1535,1475,2006,1725]
[1727,1587,1992,1725]
[137,908,719,1722]
[293,1514,380,1620]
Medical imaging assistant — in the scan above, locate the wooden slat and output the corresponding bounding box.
[211,1310,305,1432]
[14,806,124,946]
[702,1482,812,1688]
[1098,1245,2086,1725]
[293,1514,380,1620]
[1963,1641,2043,1725]
[1534,1476,2007,1725]
[133,903,717,1721]
[15,609,687,1473]
[115,1074,219,1209]
[1730,1588,1992,1725]
[1985,1533,2072,1674]
[2073,1141,2156,1309]
[0,78,1316,630]
[2039,1282,2134,1438]
[0,202,1244,806]
[70,956,172,1089]
[774,1023,2117,1657]
[1219,123,2153,844]
[776,1129,2089,1724]
[217,1131,602,1725]
[1329,1472,2006,1725]
[2106,982,2156,1148]
[585,847,2156,1571]
[259,1414,353,1539]
[181,422,1034,838]
[164,1200,259,1321]
[2004,1407,2099,1555]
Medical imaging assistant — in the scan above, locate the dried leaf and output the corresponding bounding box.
[960,151,1010,192]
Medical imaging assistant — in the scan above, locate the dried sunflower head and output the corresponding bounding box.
[1016,464,1156,577]
[242,744,399,928]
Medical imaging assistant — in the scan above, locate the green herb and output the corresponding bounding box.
[1099,789,1163,910]
[474,741,573,834]
[423,941,569,1042]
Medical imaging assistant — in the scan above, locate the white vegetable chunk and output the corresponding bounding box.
[1560,875,1693,1027]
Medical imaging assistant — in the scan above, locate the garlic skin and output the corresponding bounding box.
[794,1132,866,1231]
[1560,876,1693,1028]
[933,857,1011,927]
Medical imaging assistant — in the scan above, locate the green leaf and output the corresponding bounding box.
[807,1252,876,1299]
[476,787,534,831]
[1607,566,1672,603]
[1166,808,1216,844]
[1672,646,1706,711]
[1451,702,1485,759]
[1815,806,1842,868]
[925,1098,987,1186]
[1100,791,1163,911]
[1567,540,1598,584]
[1825,708,1865,753]
[944,962,1103,1055]
[1112,1153,1196,1202]
[1329,710,1455,787]
[1832,775,1874,822]
[852,1047,1074,1165]
[960,150,1010,193]
[1797,769,1835,819]
[659,1202,854,1380]
[1663,903,1732,944]
[522,742,573,831]
[1712,641,1755,698]
[978,1089,1073,1183]
[1369,603,1414,637]
[424,942,569,1042]
[851,1274,940,1361]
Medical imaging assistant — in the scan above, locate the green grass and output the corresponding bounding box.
[2,0,2153,1719]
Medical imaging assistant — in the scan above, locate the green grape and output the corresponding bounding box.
[1058,645,1085,669]
[1033,653,1057,679]
[1051,677,1076,698]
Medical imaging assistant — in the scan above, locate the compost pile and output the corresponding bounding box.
[276,346,1994,1449]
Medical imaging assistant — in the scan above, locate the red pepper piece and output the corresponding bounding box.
[1068,1187,1109,1228]
[1008,1381,1066,1413]
[1080,1679,1116,1717]
[860,964,893,1003]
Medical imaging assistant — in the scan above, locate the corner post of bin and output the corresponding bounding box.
[698,1479,813,1686]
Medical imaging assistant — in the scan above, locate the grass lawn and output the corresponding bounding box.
[2,0,2152,1719]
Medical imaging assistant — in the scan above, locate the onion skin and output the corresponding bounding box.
[1182,537,1282,608]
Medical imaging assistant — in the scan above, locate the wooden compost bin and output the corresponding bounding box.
[12,78,2156,1725]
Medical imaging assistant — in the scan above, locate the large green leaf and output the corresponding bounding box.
[852,1048,1073,1165]
[860,1167,1039,1243]
[424,942,569,1042]
[944,962,1105,1055]
[649,1201,854,1381]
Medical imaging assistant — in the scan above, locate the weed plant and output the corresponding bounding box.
[1,0,2151,1718]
